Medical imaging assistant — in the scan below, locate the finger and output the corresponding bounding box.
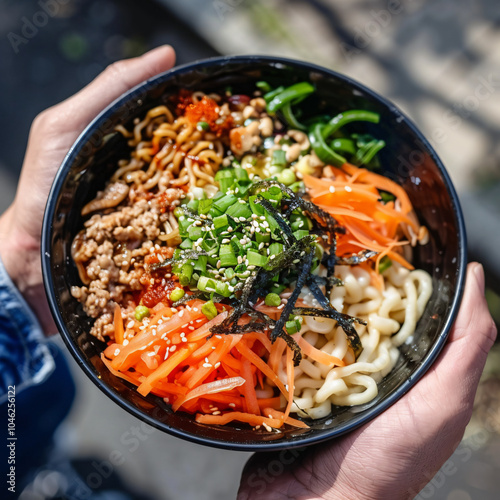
[405,262,496,424]
[42,45,176,132]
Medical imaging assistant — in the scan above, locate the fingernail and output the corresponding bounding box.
[474,263,485,292]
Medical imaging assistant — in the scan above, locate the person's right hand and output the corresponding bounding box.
[0,46,176,333]
[239,263,497,499]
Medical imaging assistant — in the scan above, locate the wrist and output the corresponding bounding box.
[0,206,55,334]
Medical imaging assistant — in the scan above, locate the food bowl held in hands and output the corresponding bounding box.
[41,56,466,451]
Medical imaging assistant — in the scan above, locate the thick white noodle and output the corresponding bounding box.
[291,262,432,417]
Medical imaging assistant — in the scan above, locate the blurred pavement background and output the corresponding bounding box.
[1,1,500,499]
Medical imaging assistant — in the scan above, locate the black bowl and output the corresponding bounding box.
[41,55,466,451]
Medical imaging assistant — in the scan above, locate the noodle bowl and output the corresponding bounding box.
[42,56,466,449]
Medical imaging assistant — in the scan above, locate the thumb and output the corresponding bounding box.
[42,45,176,133]
[14,45,176,242]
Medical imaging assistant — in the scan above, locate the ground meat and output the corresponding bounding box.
[71,188,183,340]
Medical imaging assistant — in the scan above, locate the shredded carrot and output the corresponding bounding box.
[195,411,283,428]
[263,408,310,429]
[303,163,422,271]
[294,335,346,367]
[113,304,124,344]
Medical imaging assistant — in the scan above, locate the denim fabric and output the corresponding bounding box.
[0,256,54,403]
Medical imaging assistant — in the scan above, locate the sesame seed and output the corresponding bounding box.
[263,423,273,432]
[127,321,134,329]
[329,185,336,193]
[123,339,129,346]
[270,255,276,260]
[212,346,216,349]
[203,363,212,368]
[147,351,155,357]
[181,337,188,342]
[212,411,221,415]
[193,308,199,312]
[179,310,184,317]
[228,403,236,408]
[345,185,352,192]
[277,304,285,309]
[215,335,222,339]
[188,326,195,330]
[114,348,120,356]
[214,362,221,369]
[170,345,176,352]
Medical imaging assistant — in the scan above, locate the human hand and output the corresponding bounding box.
[238,263,497,500]
[0,46,176,334]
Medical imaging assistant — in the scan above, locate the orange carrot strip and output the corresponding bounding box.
[114,304,124,344]
[195,411,283,428]
[257,397,282,410]
[241,357,260,416]
[283,347,295,420]
[342,163,413,214]
[137,344,198,397]
[293,335,346,366]
[186,335,242,390]
[263,408,310,429]
[236,342,288,398]
[186,311,228,341]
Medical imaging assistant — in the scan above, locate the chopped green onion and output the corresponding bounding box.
[194,255,208,273]
[179,239,193,250]
[268,242,284,256]
[246,250,268,267]
[285,318,302,334]
[170,288,185,302]
[179,262,194,286]
[219,244,238,268]
[134,305,150,321]
[265,293,281,307]
[271,149,287,167]
[379,191,396,204]
[226,202,252,220]
[197,198,213,215]
[213,214,229,234]
[186,199,199,213]
[197,121,210,131]
[379,256,392,273]
[213,194,238,213]
[293,230,309,240]
[201,301,218,320]
[188,225,202,240]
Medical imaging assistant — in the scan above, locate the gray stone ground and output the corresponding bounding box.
[2,0,500,499]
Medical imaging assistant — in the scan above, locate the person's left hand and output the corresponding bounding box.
[0,46,176,333]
